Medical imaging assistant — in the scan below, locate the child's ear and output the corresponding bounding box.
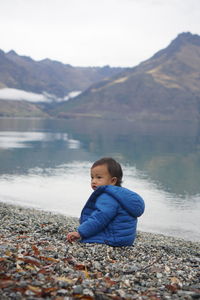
[111,177,118,185]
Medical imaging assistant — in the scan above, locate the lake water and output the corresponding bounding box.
[0,118,200,242]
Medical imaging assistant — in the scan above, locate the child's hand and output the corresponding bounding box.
[67,231,81,243]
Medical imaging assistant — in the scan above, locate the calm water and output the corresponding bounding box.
[0,118,200,242]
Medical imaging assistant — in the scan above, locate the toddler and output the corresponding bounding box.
[67,157,145,246]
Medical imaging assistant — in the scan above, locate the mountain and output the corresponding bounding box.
[0,49,125,117]
[0,99,48,118]
[53,32,200,121]
[0,50,125,98]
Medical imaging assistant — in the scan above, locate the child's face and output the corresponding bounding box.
[90,164,117,190]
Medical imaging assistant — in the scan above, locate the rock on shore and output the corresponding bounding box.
[0,202,200,299]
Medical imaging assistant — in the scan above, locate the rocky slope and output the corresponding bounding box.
[54,32,200,121]
[0,50,125,117]
[0,50,124,98]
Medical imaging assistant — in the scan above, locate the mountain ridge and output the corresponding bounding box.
[0,49,125,98]
[1,32,200,120]
[53,32,200,121]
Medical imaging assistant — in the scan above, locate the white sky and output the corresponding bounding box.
[0,0,200,67]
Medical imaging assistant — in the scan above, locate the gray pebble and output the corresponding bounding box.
[0,202,199,300]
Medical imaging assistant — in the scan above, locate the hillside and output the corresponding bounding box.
[53,32,200,121]
[0,50,124,98]
[0,50,125,117]
[0,99,47,118]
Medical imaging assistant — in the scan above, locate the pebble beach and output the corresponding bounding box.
[0,202,199,300]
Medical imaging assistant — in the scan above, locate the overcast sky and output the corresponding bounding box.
[0,0,199,67]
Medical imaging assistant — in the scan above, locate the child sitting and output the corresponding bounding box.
[67,157,145,246]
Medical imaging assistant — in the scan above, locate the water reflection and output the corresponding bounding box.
[0,118,200,241]
[0,131,80,150]
[0,118,199,196]
[0,163,199,242]
[0,132,48,148]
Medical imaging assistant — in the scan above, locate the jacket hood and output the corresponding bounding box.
[95,185,145,218]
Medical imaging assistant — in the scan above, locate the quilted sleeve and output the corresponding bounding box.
[78,193,118,239]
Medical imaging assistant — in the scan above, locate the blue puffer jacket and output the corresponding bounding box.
[78,185,145,246]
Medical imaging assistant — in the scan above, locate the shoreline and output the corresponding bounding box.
[2,199,199,244]
[0,202,200,299]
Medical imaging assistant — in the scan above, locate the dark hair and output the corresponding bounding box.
[91,157,123,186]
